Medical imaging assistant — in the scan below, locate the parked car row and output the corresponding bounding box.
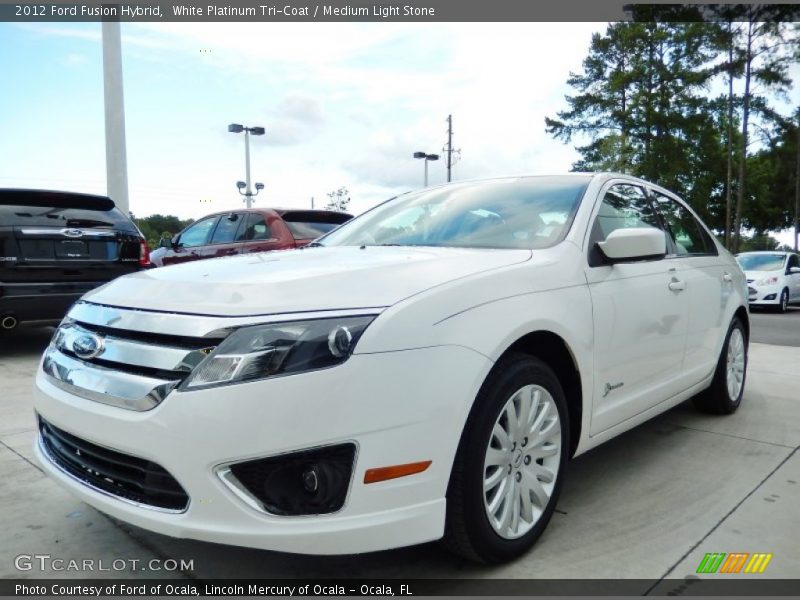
[0,190,353,327]
[150,208,352,266]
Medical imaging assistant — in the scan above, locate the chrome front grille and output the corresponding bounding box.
[42,301,230,411]
[41,300,379,411]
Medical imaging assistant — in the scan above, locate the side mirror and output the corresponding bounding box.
[789,266,800,274]
[597,228,666,263]
[158,236,173,249]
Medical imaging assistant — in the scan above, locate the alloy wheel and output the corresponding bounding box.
[726,327,746,402]
[482,384,561,540]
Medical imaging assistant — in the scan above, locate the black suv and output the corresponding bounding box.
[0,190,150,330]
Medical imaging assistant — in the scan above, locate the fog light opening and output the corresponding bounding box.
[227,444,356,516]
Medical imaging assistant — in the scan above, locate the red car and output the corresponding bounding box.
[152,208,352,266]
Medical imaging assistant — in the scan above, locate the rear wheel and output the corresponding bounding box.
[444,354,569,563]
[693,318,747,415]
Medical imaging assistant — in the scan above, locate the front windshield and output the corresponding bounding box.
[737,254,786,272]
[319,176,591,250]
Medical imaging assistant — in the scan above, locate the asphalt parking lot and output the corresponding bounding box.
[1,311,798,587]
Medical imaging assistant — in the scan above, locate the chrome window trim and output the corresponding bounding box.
[42,348,179,411]
[37,432,188,514]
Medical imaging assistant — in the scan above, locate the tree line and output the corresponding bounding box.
[545,5,800,252]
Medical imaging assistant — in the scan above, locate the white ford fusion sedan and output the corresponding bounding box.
[34,173,749,563]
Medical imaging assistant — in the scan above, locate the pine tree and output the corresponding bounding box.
[730,5,793,252]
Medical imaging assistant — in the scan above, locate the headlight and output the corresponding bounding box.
[181,316,375,390]
[756,276,779,286]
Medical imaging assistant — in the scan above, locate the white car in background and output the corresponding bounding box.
[736,251,800,313]
[34,173,749,563]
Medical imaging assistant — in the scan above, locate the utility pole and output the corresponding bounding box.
[446,114,453,183]
[102,22,129,215]
[311,196,315,209]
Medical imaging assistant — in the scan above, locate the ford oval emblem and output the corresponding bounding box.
[63,229,84,238]
[72,334,104,360]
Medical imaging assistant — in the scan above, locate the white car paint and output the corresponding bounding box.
[33,173,748,555]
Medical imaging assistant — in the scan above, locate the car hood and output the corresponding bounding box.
[84,246,532,316]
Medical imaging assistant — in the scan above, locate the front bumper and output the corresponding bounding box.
[33,344,491,554]
[747,284,781,305]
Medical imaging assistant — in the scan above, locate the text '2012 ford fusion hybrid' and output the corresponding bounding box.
[33,173,749,563]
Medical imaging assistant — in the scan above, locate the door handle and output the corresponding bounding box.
[668,278,686,292]
[722,272,733,283]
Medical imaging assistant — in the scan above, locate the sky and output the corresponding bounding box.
[0,21,603,218]
[0,21,797,244]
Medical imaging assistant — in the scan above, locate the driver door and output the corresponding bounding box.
[585,183,689,435]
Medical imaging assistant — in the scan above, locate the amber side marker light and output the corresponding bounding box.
[363,461,432,484]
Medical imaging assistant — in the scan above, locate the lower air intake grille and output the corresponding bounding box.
[39,417,189,511]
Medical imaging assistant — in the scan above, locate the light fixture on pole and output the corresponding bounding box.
[413,151,439,187]
[228,123,265,208]
[236,180,264,204]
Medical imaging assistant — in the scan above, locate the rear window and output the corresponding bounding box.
[0,190,137,233]
[281,211,352,240]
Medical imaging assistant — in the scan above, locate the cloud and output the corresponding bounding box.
[61,52,87,67]
[250,94,327,147]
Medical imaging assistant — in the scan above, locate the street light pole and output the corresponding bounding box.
[228,123,265,208]
[243,128,252,208]
[102,22,129,215]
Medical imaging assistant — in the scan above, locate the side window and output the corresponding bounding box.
[209,213,242,244]
[652,192,716,256]
[236,213,273,242]
[788,254,799,270]
[589,184,661,266]
[179,217,218,248]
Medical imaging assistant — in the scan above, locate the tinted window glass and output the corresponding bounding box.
[789,254,799,269]
[320,176,590,250]
[237,213,272,241]
[210,214,242,244]
[180,217,217,247]
[652,192,715,256]
[0,205,137,232]
[589,184,661,266]
[282,211,352,240]
[593,184,660,240]
[285,220,343,239]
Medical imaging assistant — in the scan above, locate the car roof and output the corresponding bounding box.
[0,188,115,210]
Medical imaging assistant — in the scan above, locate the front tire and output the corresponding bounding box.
[777,288,789,313]
[693,317,747,415]
[444,354,569,563]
